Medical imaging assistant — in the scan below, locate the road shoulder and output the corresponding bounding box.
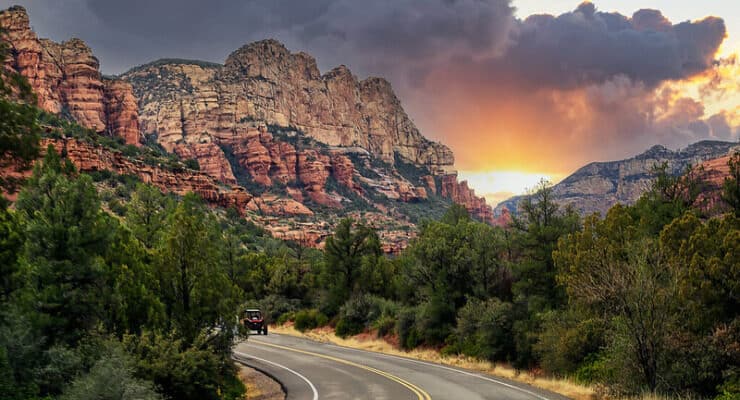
[238,363,286,400]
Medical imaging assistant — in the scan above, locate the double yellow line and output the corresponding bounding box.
[252,340,432,400]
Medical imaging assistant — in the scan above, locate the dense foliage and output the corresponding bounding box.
[260,172,739,399]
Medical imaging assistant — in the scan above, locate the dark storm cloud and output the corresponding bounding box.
[483,2,727,89]
[3,0,726,88]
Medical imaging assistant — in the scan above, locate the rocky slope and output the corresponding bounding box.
[1,5,496,247]
[0,6,141,145]
[495,141,739,216]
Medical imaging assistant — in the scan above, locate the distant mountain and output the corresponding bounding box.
[495,141,739,216]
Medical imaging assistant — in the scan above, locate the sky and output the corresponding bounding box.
[3,0,739,206]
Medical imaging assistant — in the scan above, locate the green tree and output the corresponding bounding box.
[0,205,23,303]
[155,193,238,344]
[512,179,579,312]
[555,207,678,392]
[126,183,169,249]
[16,148,113,344]
[321,218,381,315]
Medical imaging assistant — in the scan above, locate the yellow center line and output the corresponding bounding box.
[251,340,432,400]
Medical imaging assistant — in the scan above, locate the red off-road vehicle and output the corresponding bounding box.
[243,309,268,335]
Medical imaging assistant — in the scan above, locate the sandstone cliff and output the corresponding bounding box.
[1,5,495,232]
[40,137,250,209]
[0,6,141,145]
[120,39,493,222]
[122,39,454,169]
[495,141,738,216]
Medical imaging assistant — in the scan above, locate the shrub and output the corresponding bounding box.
[335,318,363,338]
[60,346,161,400]
[396,307,420,350]
[276,312,295,326]
[184,159,200,171]
[256,295,301,322]
[294,310,328,332]
[454,298,516,362]
[372,315,396,337]
[108,199,127,216]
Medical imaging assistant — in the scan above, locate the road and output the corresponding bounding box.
[233,334,570,400]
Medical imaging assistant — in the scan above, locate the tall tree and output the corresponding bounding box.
[321,218,381,315]
[155,193,237,344]
[555,207,678,391]
[126,183,169,249]
[16,148,113,344]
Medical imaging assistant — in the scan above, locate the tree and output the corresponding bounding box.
[126,183,169,249]
[0,205,23,303]
[512,179,579,312]
[16,148,113,344]
[555,207,678,392]
[155,193,238,344]
[321,218,381,315]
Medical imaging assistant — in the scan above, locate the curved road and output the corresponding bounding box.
[233,334,570,400]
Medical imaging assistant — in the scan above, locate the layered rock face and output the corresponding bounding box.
[2,6,495,231]
[123,39,454,170]
[694,147,740,212]
[0,6,140,145]
[42,138,250,210]
[121,39,492,221]
[440,174,494,224]
[496,141,738,216]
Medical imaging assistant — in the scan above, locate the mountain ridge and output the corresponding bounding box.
[495,140,739,216]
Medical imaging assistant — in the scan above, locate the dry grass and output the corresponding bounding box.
[238,364,285,400]
[270,324,597,400]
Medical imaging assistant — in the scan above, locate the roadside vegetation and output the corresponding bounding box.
[263,161,740,400]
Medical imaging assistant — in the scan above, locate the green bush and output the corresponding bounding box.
[184,158,200,171]
[276,312,295,326]
[257,295,301,322]
[372,315,396,337]
[453,298,516,362]
[335,318,364,338]
[396,307,420,349]
[108,199,127,216]
[294,310,328,332]
[60,346,161,400]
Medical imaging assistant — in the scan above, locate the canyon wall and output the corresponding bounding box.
[0,6,141,145]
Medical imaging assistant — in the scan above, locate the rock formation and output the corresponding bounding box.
[123,39,453,169]
[439,174,494,224]
[1,5,496,230]
[495,141,738,216]
[42,138,250,210]
[0,6,140,145]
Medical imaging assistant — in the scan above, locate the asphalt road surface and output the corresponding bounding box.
[233,334,571,400]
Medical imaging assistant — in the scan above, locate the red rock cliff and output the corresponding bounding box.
[0,6,140,145]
